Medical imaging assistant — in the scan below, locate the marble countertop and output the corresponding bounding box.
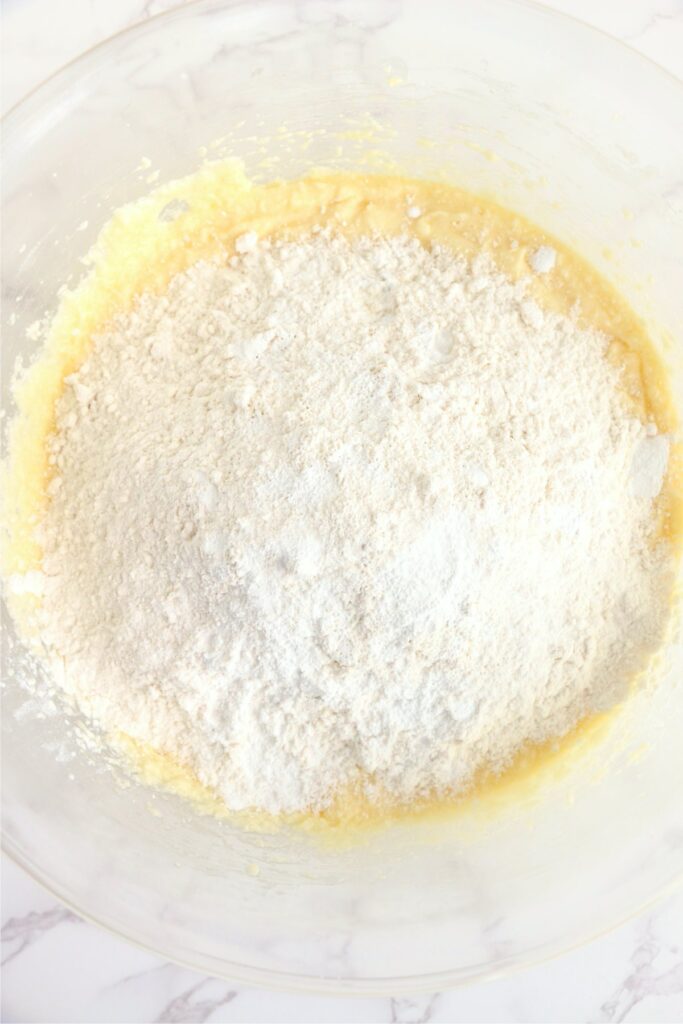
[2,1,683,1021]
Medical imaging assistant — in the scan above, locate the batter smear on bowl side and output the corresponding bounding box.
[3,168,679,822]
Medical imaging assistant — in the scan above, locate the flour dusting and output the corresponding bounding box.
[16,232,672,814]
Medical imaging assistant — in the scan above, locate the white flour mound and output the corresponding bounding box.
[23,233,672,814]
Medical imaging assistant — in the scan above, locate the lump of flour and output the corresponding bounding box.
[27,233,672,814]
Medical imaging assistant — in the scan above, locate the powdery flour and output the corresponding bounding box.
[20,233,672,814]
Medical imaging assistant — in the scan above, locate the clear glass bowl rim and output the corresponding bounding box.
[2,0,682,995]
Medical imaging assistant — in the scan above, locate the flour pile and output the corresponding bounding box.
[19,233,672,814]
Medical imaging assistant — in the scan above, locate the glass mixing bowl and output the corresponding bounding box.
[2,0,682,995]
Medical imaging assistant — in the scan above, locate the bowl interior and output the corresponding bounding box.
[2,0,683,993]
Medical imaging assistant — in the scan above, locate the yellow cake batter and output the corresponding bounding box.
[3,163,681,838]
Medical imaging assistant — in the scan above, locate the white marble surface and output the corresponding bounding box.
[2,1,683,1021]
